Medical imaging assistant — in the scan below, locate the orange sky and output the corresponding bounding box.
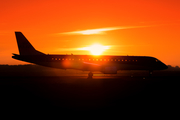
[0,0,180,66]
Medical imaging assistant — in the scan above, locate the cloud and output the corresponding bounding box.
[59,26,148,35]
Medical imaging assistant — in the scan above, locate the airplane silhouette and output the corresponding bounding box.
[12,32,168,76]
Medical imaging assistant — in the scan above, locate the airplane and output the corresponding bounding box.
[12,32,168,77]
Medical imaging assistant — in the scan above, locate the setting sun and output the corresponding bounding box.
[78,44,110,55]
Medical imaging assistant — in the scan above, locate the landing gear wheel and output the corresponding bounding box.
[149,70,153,77]
[87,71,93,79]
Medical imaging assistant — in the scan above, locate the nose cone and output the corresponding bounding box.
[161,62,168,70]
[163,64,168,70]
[154,61,168,70]
[153,58,168,70]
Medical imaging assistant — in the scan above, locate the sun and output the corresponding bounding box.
[78,43,110,55]
[88,44,109,55]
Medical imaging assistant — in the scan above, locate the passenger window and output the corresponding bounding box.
[125,60,127,61]
[59,58,61,60]
[100,59,102,61]
[107,59,109,61]
[136,60,137,62]
[52,58,54,60]
[104,59,106,61]
[111,59,113,61]
[62,58,64,60]
[55,58,57,60]
[122,60,124,61]
[72,59,74,60]
[96,59,98,61]
[89,59,91,61]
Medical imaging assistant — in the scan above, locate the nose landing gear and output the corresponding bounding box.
[149,70,153,77]
[87,71,93,79]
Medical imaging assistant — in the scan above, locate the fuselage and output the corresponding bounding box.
[12,54,168,74]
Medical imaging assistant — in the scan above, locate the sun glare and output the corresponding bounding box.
[81,29,103,35]
[78,44,110,55]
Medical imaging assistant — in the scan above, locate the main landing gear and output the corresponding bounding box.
[149,70,153,77]
[87,71,93,79]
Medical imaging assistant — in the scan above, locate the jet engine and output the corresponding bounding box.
[101,66,117,74]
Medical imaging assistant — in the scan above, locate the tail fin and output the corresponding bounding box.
[15,32,45,55]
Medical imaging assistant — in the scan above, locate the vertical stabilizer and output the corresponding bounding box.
[15,32,45,55]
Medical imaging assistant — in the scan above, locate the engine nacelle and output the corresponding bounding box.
[101,66,117,74]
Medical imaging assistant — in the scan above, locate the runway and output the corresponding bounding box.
[0,75,178,112]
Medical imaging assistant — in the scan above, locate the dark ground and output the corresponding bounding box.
[0,65,179,113]
[0,75,179,112]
